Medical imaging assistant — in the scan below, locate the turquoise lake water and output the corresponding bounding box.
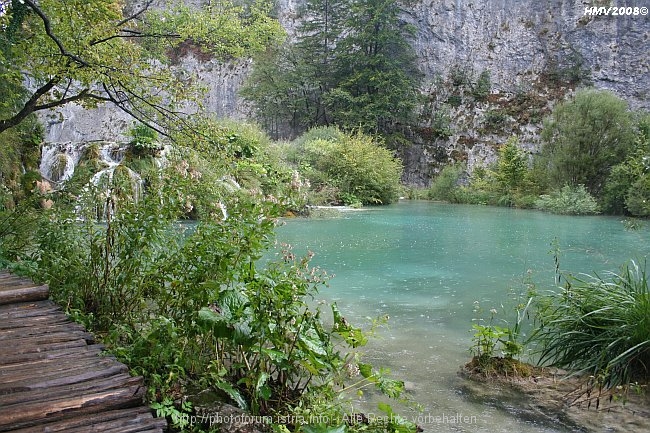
[274,201,650,433]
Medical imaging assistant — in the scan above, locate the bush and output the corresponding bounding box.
[483,109,507,131]
[429,105,454,139]
[538,89,636,196]
[427,164,463,201]
[530,261,650,389]
[625,173,650,217]
[603,113,650,215]
[534,185,600,215]
[128,123,161,157]
[293,128,403,205]
[472,70,491,102]
[495,136,528,194]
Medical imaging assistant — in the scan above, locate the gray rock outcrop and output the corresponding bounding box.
[39,0,649,185]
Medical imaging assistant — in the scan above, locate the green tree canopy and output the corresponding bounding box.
[602,114,650,215]
[495,136,528,194]
[242,0,421,137]
[0,0,283,135]
[327,0,421,133]
[538,89,636,196]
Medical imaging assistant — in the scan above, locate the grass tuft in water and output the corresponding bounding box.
[531,260,650,390]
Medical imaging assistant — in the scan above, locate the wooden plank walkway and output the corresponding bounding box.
[0,271,167,432]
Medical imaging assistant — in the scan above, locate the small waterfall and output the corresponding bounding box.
[90,143,144,206]
[39,142,82,183]
[90,143,131,186]
[40,141,144,218]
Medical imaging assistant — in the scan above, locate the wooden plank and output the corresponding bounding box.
[0,344,105,366]
[0,272,165,432]
[0,314,69,330]
[0,300,61,319]
[0,357,124,387]
[0,285,49,305]
[0,276,38,285]
[0,373,142,407]
[0,321,87,338]
[0,338,89,358]
[0,330,95,351]
[9,407,166,433]
[0,383,146,431]
[0,363,128,392]
[0,348,107,374]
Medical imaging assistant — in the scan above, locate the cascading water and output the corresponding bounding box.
[39,141,144,205]
[39,142,82,183]
[90,143,141,192]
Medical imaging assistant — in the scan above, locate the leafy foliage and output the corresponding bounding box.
[495,136,528,196]
[602,114,650,215]
[0,0,283,134]
[243,0,421,137]
[128,123,161,157]
[427,164,464,202]
[534,184,600,215]
[472,70,491,102]
[537,89,636,196]
[2,116,414,431]
[530,261,650,390]
[291,128,403,205]
[429,138,536,208]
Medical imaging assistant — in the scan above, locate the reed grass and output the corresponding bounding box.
[531,261,650,389]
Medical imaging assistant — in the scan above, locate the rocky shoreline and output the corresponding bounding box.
[459,363,650,433]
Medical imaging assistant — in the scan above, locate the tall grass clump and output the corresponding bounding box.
[531,261,650,389]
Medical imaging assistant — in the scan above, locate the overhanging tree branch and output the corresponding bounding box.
[115,0,155,27]
[0,77,60,133]
[22,0,90,67]
[90,29,181,46]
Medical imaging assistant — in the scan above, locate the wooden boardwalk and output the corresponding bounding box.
[0,271,167,432]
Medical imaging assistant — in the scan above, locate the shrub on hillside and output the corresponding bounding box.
[534,185,600,215]
[626,173,650,217]
[537,89,636,197]
[427,164,463,202]
[293,128,402,205]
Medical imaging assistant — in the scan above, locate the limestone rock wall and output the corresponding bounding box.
[39,0,649,185]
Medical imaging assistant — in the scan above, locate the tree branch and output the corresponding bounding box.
[115,0,155,27]
[22,0,90,67]
[0,77,60,134]
[90,29,181,46]
[33,89,91,111]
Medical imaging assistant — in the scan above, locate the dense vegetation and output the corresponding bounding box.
[0,1,415,432]
[286,127,402,206]
[1,0,648,430]
[470,257,649,398]
[241,0,421,138]
[427,89,650,217]
[1,126,414,433]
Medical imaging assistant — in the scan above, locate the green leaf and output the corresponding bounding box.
[214,380,248,411]
[255,371,271,400]
[299,327,327,356]
[358,363,374,379]
[260,347,287,363]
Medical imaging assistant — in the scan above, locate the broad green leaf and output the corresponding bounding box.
[214,380,248,411]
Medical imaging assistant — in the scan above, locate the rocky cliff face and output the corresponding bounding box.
[400,0,649,184]
[40,0,649,185]
[407,0,648,106]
